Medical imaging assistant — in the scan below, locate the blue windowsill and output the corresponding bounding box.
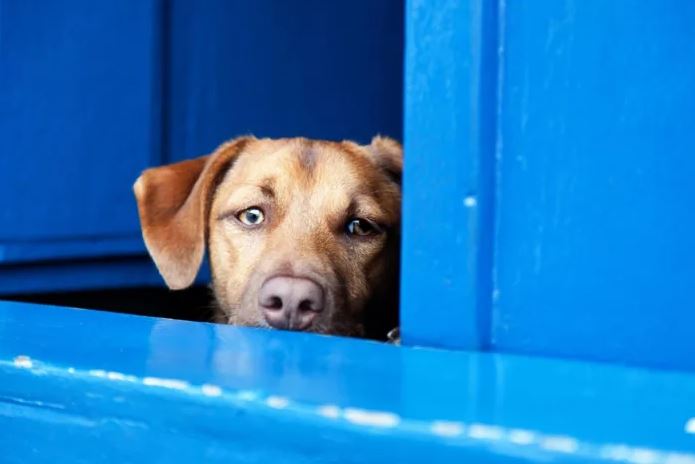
[1,300,693,463]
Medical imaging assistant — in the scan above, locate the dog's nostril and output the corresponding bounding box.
[298,299,317,312]
[267,296,283,310]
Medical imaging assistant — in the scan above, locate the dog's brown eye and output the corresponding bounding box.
[346,218,380,237]
[237,207,265,226]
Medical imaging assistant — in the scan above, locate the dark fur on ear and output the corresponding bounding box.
[365,135,403,184]
[133,137,253,289]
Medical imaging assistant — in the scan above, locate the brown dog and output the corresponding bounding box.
[133,136,401,338]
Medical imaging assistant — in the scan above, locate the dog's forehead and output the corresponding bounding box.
[224,138,375,190]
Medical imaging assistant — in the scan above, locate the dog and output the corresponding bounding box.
[133,136,401,339]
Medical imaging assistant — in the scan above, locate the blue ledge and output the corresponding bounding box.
[1,301,694,463]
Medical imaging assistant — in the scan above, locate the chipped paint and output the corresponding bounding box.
[106,371,137,382]
[13,355,33,368]
[201,384,223,397]
[468,423,504,440]
[236,390,259,402]
[266,396,290,409]
[463,195,477,207]
[508,429,536,445]
[317,405,341,419]
[629,448,659,464]
[685,417,695,434]
[540,435,579,453]
[142,377,190,390]
[431,421,465,437]
[663,453,695,464]
[344,408,400,428]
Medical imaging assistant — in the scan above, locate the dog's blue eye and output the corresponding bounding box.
[346,218,380,237]
[237,207,265,226]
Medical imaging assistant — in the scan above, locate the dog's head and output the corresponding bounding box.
[134,136,401,338]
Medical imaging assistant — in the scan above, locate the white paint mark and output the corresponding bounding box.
[237,390,259,402]
[508,429,536,445]
[142,377,189,390]
[601,444,633,461]
[318,405,341,419]
[629,448,659,464]
[266,396,290,409]
[13,356,33,368]
[106,371,137,382]
[540,435,579,454]
[344,408,400,428]
[685,417,695,434]
[464,195,477,207]
[431,421,465,437]
[67,367,76,374]
[89,369,108,378]
[665,452,695,464]
[468,423,504,440]
[201,384,222,397]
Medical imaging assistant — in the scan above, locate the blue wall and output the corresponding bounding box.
[402,0,695,370]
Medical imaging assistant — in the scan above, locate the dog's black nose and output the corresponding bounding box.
[259,276,324,330]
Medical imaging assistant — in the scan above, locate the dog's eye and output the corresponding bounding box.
[346,218,381,237]
[237,207,265,226]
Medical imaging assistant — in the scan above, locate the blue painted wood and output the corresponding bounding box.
[1,300,695,463]
[0,237,146,264]
[492,1,695,370]
[166,0,403,161]
[0,257,211,295]
[0,258,162,294]
[0,0,162,243]
[402,0,497,349]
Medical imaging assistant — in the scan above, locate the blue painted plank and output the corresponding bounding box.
[492,1,695,370]
[0,0,161,242]
[166,0,403,161]
[0,257,163,294]
[0,236,146,264]
[1,301,695,463]
[402,0,497,349]
[0,257,211,294]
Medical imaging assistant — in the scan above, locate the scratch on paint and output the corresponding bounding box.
[266,396,290,409]
[143,377,190,390]
[344,408,400,428]
[13,355,33,368]
[685,417,695,434]
[431,421,465,437]
[201,384,223,397]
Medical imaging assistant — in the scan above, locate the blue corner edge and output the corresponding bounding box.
[0,300,694,463]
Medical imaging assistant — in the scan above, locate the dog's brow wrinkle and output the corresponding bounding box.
[298,142,318,172]
[259,178,275,198]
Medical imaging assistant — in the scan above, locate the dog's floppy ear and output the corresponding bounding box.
[133,137,253,289]
[365,135,403,184]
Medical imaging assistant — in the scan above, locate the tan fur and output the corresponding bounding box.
[134,136,401,338]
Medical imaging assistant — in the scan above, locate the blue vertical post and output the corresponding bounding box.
[401,0,498,349]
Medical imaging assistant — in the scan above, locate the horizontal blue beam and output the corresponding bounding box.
[1,301,694,462]
[0,235,146,264]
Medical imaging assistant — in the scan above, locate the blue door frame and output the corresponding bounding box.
[402,0,695,370]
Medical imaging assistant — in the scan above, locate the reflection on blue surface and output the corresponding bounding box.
[1,301,694,463]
